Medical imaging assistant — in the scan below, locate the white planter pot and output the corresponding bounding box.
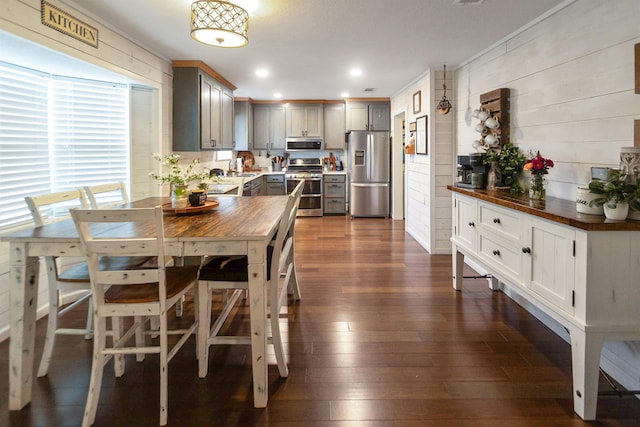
[603,202,629,221]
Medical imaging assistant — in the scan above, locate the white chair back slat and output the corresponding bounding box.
[84,181,129,209]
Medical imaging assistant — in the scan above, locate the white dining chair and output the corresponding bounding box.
[196,181,304,378]
[71,206,198,427]
[83,181,129,209]
[24,190,93,377]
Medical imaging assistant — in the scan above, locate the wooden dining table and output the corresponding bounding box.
[1,195,290,411]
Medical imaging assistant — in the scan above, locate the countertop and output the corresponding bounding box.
[448,185,640,231]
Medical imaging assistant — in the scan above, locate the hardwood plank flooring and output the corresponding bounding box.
[2,215,640,426]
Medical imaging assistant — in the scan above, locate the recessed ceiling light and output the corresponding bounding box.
[350,68,362,77]
[255,69,268,77]
[273,92,282,98]
[340,92,349,98]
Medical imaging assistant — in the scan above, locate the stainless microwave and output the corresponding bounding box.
[285,137,322,151]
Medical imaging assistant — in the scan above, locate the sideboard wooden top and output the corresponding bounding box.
[447,185,640,231]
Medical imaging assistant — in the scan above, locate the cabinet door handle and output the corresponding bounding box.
[468,221,475,227]
[522,247,531,254]
[493,218,501,224]
[492,249,501,256]
[210,139,216,147]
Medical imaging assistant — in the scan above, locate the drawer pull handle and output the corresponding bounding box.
[522,247,531,254]
[468,221,475,227]
[492,249,501,256]
[493,218,501,224]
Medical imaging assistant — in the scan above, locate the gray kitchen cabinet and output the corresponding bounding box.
[286,103,323,138]
[265,174,285,195]
[345,100,390,131]
[173,66,234,151]
[234,100,253,151]
[323,103,346,150]
[253,104,286,151]
[323,174,346,215]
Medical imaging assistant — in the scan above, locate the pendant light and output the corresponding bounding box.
[191,1,249,48]
[436,64,452,115]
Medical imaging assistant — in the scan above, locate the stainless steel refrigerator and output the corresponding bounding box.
[348,130,390,217]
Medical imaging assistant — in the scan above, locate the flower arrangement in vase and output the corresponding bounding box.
[149,153,208,208]
[524,151,554,200]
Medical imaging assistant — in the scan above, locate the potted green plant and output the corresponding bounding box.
[626,178,640,220]
[588,170,635,220]
[483,143,527,195]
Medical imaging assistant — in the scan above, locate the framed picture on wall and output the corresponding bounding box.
[416,115,427,155]
[413,91,421,114]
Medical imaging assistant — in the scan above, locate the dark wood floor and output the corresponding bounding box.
[2,215,640,426]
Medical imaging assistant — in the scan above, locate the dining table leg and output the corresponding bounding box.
[247,241,268,408]
[8,244,39,410]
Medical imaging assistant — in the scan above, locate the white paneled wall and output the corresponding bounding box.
[455,0,640,200]
[0,0,172,340]
[453,0,640,392]
[391,69,454,254]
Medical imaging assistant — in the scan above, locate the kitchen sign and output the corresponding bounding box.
[41,1,98,48]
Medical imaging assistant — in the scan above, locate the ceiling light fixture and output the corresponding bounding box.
[191,1,249,48]
[436,64,452,115]
[256,69,268,77]
[350,68,362,77]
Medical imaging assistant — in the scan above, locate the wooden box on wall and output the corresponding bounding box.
[480,88,510,146]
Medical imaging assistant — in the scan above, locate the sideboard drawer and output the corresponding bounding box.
[479,202,522,243]
[478,232,523,285]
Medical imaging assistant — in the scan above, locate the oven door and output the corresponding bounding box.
[286,175,323,216]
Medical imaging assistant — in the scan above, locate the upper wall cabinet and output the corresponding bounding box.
[253,104,286,151]
[172,63,235,151]
[286,103,323,138]
[234,100,253,151]
[345,100,390,131]
[323,103,346,150]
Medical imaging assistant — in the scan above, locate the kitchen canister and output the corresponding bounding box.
[576,187,603,215]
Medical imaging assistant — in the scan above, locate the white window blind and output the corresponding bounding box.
[0,62,129,230]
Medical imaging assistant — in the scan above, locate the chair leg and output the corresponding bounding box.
[271,279,289,378]
[159,312,169,426]
[175,296,184,318]
[112,317,125,377]
[134,316,146,362]
[82,316,107,427]
[37,284,60,378]
[197,285,213,377]
[84,297,94,340]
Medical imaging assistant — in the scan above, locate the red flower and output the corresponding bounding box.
[526,151,554,175]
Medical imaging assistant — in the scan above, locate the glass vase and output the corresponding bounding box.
[486,161,502,190]
[529,174,546,200]
[171,184,189,209]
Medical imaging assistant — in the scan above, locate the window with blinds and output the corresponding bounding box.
[0,62,129,230]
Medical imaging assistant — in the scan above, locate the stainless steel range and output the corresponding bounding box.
[286,158,323,217]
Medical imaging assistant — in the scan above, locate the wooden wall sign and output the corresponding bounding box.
[41,1,98,48]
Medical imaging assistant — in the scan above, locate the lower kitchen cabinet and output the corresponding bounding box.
[449,188,640,421]
[323,174,346,215]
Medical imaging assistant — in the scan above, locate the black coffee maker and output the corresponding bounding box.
[455,153,488,189]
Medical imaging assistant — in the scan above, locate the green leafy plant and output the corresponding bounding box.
[629,178,640,212]
[588,170,635,208]
[149,153,203,186]
[483,143,527,194]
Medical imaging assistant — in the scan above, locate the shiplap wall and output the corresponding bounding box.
[391,70,454,254]
[0,0,173,340]
[453,0,640,391]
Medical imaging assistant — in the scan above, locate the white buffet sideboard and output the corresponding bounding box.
[448,186,640,421]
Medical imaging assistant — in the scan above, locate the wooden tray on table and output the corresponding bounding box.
[162,200,219,215]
